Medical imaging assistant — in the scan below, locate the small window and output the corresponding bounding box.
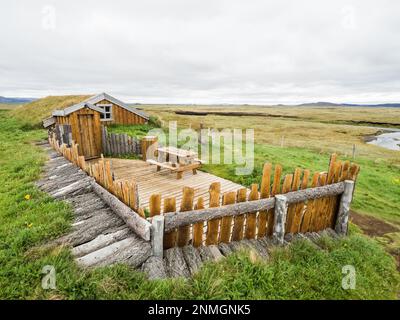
[98,104,112,121]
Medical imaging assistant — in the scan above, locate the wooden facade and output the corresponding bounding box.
[55,107,102,159]
[51,94,149,160]
[95,99,147,125]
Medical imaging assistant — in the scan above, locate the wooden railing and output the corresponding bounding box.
[147,155,360,257]
[48,132,360,257]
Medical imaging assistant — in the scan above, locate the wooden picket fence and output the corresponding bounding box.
[102,126,141,156]
[147,154,360,249]
[48,133,145,218]
[49,131,360,256]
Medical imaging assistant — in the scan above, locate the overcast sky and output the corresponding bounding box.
[1,0,400,104]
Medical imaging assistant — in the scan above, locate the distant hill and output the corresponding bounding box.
[0,96,36,104]
[297,101,400,108]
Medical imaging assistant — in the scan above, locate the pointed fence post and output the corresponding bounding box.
[151,215,164,258]
[335,180,355,235]
[273,195,288,245]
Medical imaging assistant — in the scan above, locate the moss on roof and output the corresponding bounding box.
[11,95,92,128]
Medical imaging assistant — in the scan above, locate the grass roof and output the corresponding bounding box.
[10,95,92,128]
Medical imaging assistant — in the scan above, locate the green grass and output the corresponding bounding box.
[10,95,91,128]
[107,123,157,138]
[108,122,399,224]
[0,110,399,299]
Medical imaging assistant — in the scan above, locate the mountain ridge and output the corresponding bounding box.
[0,96,36,104]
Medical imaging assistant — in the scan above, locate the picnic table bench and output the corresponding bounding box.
[146,146,202,179]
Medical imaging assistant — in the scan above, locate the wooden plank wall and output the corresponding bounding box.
[55,108,102,158]
[149,154,360,248]
[101,126,141,156]
[53,124,72,147]
[95,99,147,125]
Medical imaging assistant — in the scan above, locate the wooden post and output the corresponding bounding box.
[245,184,259,239]
[163,197,177,249]
[149,194,161,217]
[177,187,194,247]
[231,188,247,241]
[219,191,236,243]
[335,180,355,235]
[285,168,301,232]
[141,136,158,161]
[205,182,221,245]
[128,182,139,211]
[291,169,310,233]
[273,194,288,245]
[101,126,107,155]
[266,164,282,237]
[258,163,272,238]
[151,215,165,258]
[300,172,319,232]
[193,197,205,247]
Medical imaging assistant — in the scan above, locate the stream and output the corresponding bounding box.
[367,130,400,151]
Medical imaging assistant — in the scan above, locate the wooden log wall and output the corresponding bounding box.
[147,154,360,249]
[101,126,140,157]
[52,124,73,147]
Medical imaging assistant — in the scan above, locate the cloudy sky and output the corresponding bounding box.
[1,0,400,104]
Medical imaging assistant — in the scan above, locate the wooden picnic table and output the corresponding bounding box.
[147,146,202,179]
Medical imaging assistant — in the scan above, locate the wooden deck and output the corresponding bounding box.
[103,158,247,210]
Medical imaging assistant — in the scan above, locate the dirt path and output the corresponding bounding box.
[350,211,400,271]
[350,211,399,237]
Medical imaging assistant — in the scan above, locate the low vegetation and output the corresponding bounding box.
[0,110,399,299]
[10,95,90,128]
[141,105,400,161]
[0,103,21,110]
[131,105,399,225]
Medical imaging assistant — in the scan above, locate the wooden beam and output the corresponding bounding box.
[283,182,344,205]
[90,180,151,241]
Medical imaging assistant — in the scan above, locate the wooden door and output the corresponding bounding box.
[77,114,100,159]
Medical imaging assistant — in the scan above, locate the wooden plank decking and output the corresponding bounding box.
[99,158,247,210]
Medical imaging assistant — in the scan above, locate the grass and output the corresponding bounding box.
[106,121,400,225]
[0,103,21,110]
[10,95,91,128]
[107,123,158,138]
[141,105,400,161]
[0,110,399,299]
[126,105,400,225]
[141,104,400,127]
